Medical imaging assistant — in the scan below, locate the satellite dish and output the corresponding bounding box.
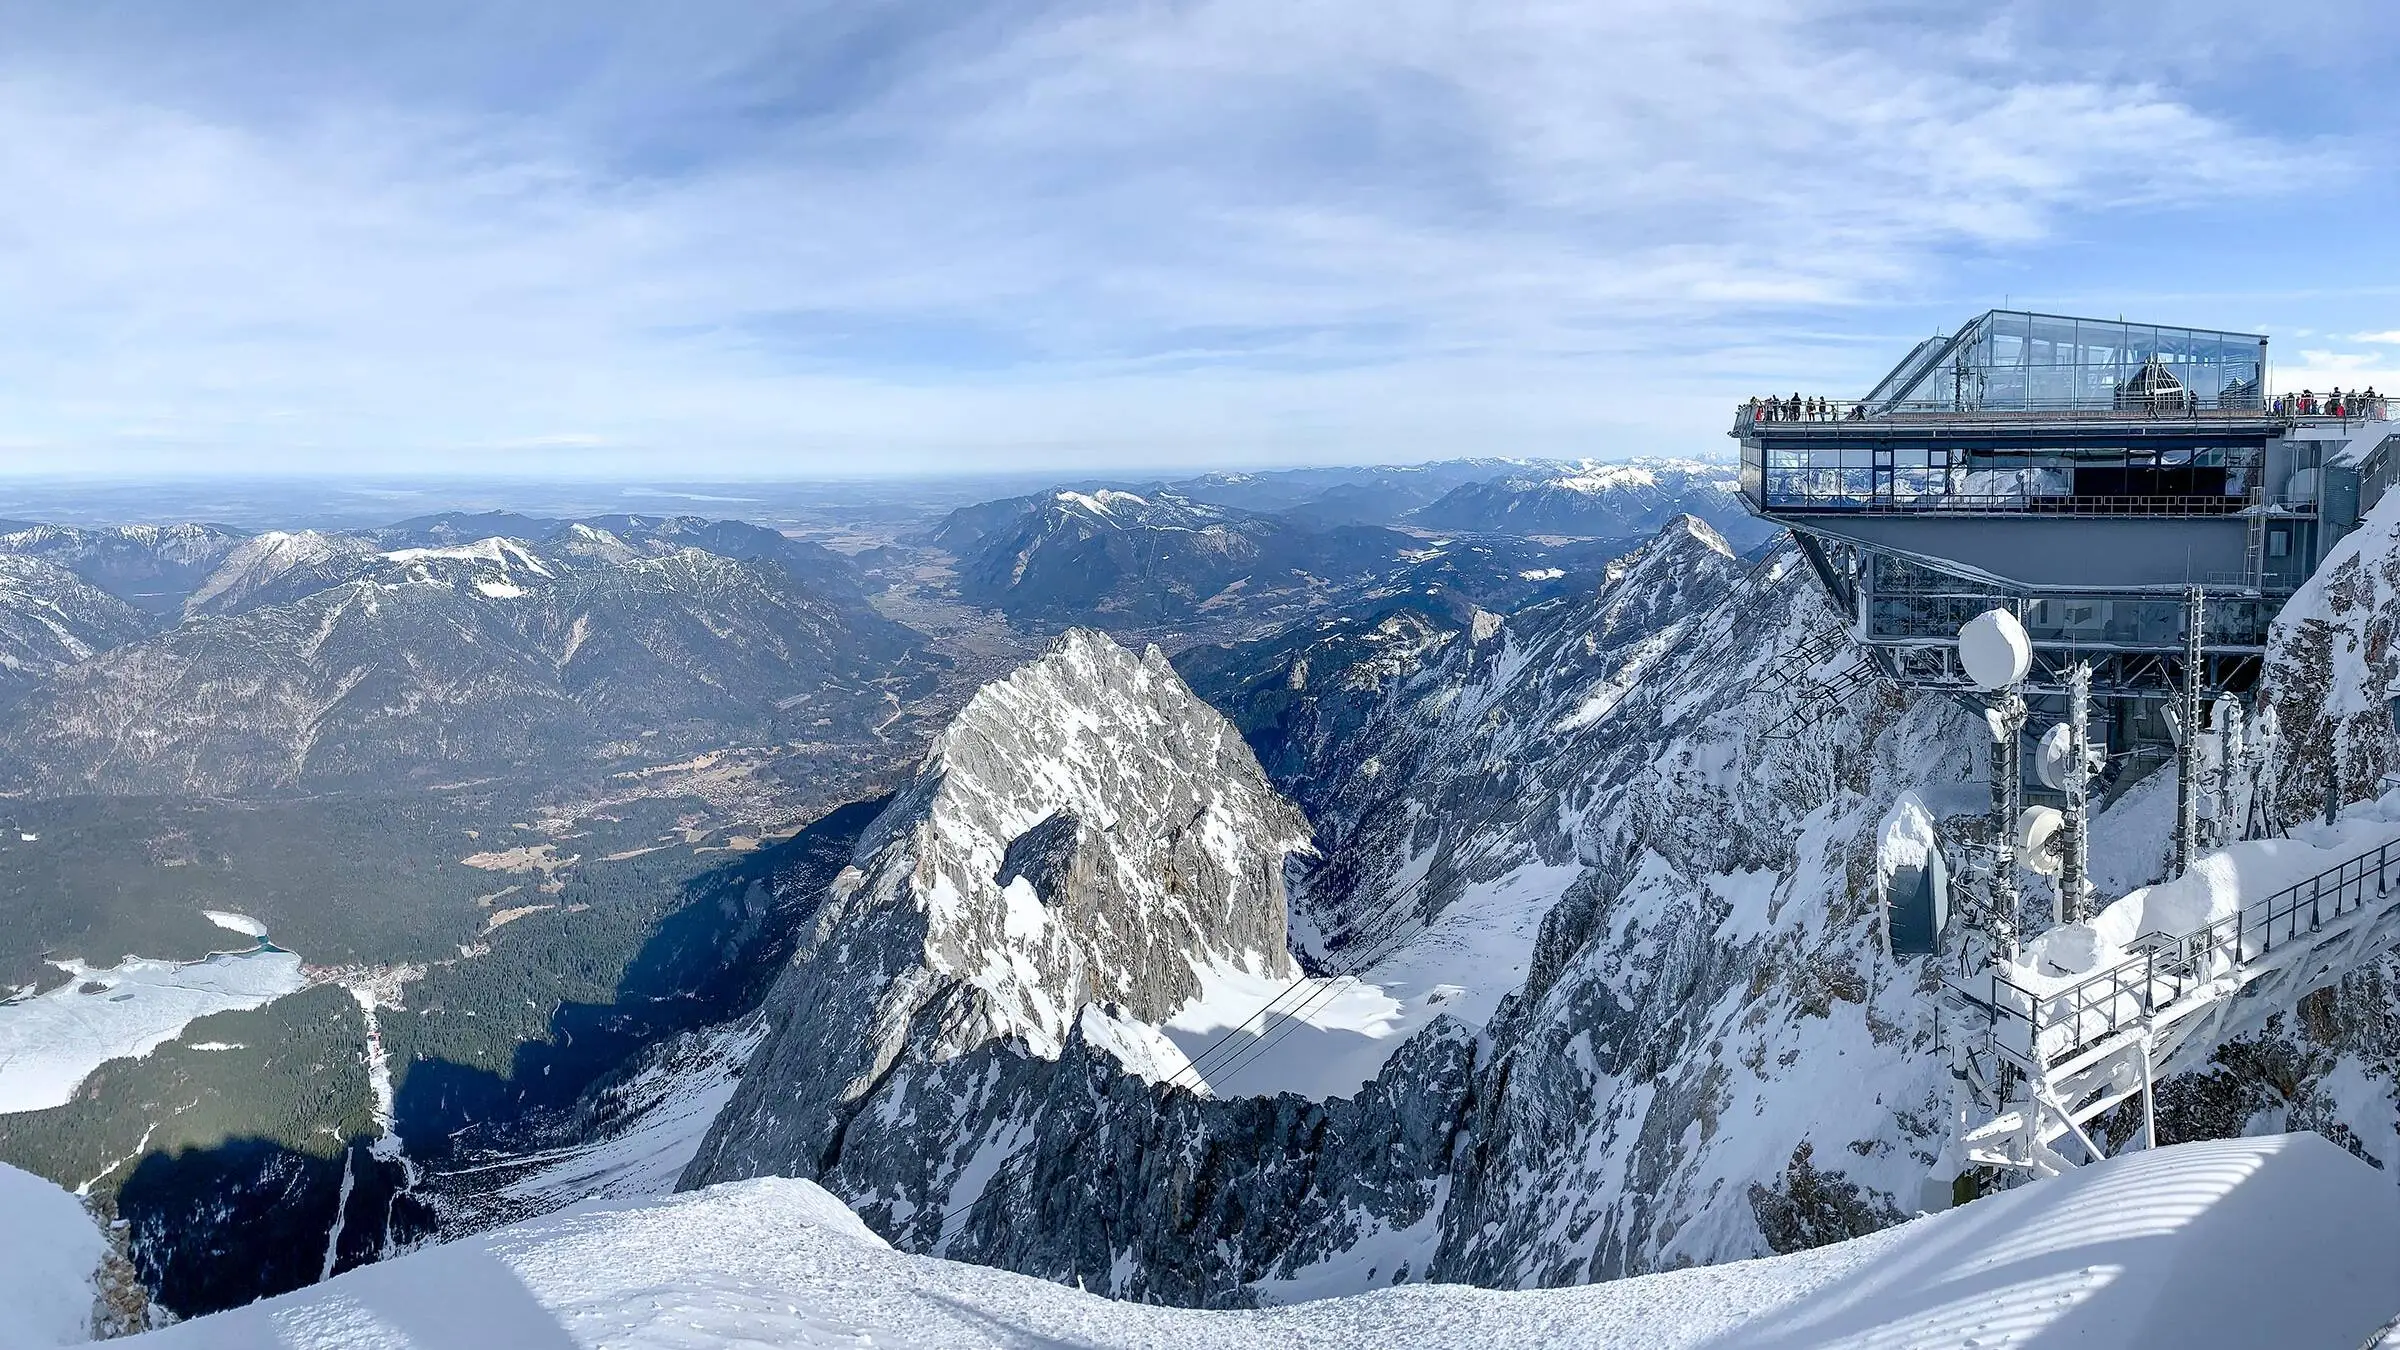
[2014,806,2065,875]
[1958,609,2031,691]
[1877,792,1950,957]
[2035,724,2104,791]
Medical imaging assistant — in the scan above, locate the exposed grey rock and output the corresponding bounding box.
[685,627,1312,1191]
[0,555,151,702]
[0,522,249,618]
[0,537,931,795]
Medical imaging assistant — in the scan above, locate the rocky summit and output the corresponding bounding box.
[685,628,1313,1189]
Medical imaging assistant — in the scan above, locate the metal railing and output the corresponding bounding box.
[1975,833,2400,1070]
[1734,396,2298,431]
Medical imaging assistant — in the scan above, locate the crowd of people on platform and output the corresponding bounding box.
[2274,388,2387,420]
[1742,387,2392,423]
[1743,394,1859,422]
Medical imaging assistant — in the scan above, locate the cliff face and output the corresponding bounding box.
[2160,489,2400,1173]
[683,513,2399,1308]
[683,628,1313,1182]
[677,525,1982,1300]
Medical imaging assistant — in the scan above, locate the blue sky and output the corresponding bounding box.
[2,0,2397,478]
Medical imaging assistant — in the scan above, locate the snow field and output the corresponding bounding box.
[0,948,306,1113]
[0,1161,106,1348]
[105,1133,2400,1350]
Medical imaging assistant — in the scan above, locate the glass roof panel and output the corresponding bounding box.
[1875,310,2268,412]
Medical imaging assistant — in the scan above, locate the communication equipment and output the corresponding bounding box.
[2035,723,2106,792]
[2014,806,2065,876]
[1957,608,2031,691]
[1877,793,1951,956]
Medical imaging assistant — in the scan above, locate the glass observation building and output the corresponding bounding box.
[1858,311,2266,416]
[1734,309,2399,761]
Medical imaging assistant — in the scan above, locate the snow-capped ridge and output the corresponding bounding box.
[0,1161,107,1349]
[103,1135,2400,1350]
[379,535,556,577]
[687,626,1314,1191]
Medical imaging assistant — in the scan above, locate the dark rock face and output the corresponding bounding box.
[996,809,1093,906]
[1747,1141,1909,1255]
[838,1017,1478,1304]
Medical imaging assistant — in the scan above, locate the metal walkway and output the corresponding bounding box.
[1941,828,2400,1174]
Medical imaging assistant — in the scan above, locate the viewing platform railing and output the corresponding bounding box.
[1964,832,2400,1074]
[1733,396,2305,433]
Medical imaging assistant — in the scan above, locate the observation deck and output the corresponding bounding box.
[1727,311,2396,708]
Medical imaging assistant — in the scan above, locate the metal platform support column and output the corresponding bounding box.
[2173,587,2206,875]
[2060,662,2094,924]
[1989,693,2026,960]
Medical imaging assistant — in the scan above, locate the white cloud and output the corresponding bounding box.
[0,2,2343,474]
[2283,351,2400,393]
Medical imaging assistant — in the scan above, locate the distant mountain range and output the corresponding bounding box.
[0,522,249,617]
[937,487,1419,630]
[0,516,933,796]
[926,459,1755,634]
[0,556,152,704]
[1409,459,1770,545]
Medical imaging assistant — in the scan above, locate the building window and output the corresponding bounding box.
[2268,528,2290,558]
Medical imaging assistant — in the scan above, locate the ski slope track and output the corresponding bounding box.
[83,1134,2400,1350]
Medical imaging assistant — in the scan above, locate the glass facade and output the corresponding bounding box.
[1742,442,2257,513]
[1865,555,2274,650]
[1870,311,2267,414]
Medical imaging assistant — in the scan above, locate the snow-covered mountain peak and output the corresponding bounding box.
[183,529,375,617]
[686,627,1313,1190]
[1055,488,1153,518]
[880,625,1310,1044]
[378,535,555,578]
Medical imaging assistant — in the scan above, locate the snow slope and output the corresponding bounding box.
[0,1162,105,1348]
[0,949,306,1113]
[117,1133,2400,1350]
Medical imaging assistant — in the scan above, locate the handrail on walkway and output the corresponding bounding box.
[1968,831,2400,1069]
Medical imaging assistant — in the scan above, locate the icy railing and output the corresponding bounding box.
[1972,835,2400,1069]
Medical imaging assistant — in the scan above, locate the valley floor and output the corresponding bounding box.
[90,1132,2400,1350]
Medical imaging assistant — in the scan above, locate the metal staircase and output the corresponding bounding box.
[1941,828,2400,1174]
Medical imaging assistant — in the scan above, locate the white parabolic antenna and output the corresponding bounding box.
[2015,805,2065,875]
[2035,723,2104,792]
[1958,609,2032,691]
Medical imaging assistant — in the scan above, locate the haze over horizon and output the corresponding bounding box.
[4,0,2398,479]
